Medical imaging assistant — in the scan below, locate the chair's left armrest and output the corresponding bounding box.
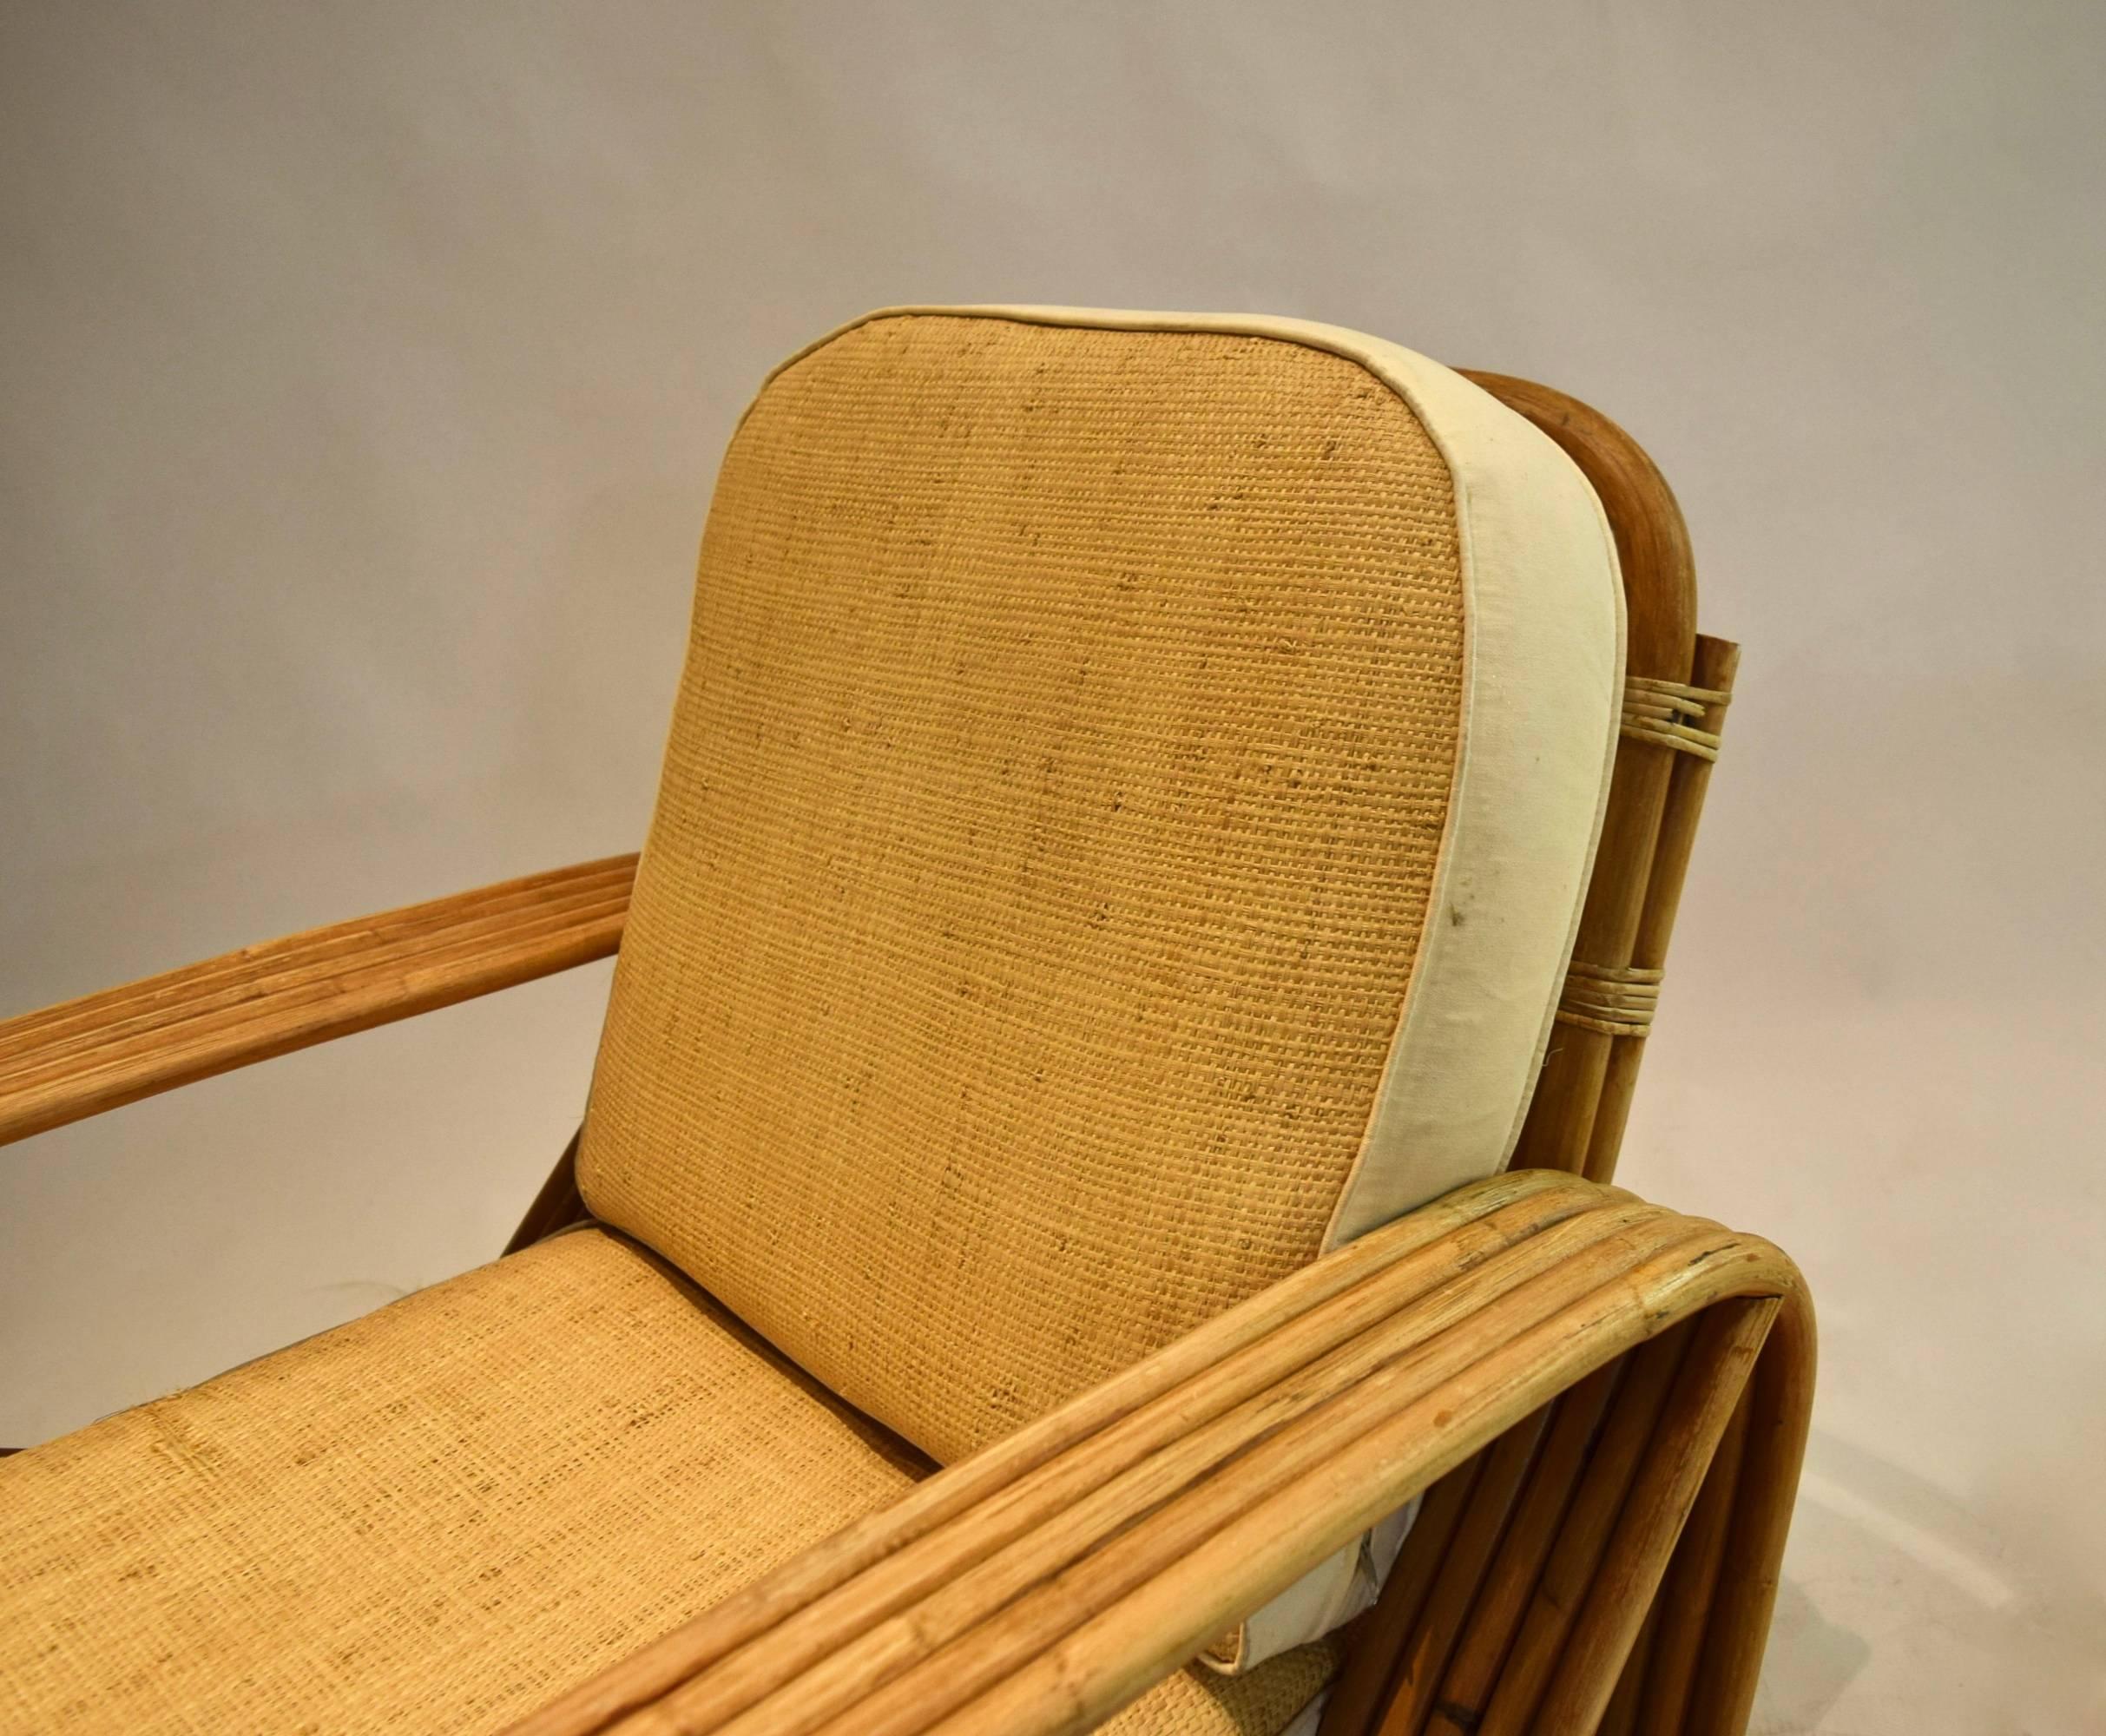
[0,854,635,1146]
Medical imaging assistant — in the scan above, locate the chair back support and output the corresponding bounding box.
[577,309,1623,1474]
[1463,372,1721,1184]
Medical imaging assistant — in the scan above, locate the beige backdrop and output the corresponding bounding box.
[3,3,2101,1730]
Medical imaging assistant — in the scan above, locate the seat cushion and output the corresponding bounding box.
[0,1226,1333,1735]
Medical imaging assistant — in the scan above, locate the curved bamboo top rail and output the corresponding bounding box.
[1458,372,1696,681]
[504,1170,1806,1736]
[0,855,638,1147]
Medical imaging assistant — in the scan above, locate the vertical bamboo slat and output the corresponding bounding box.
[1417,1365,1625,1736]
[1335,377,1784,1736]
[1583,635,1742,1180]
[1684,1295,1817,1733]
[1372,1407,1553,1733]
[1633,1388,1754,1734]
[1471,1325,1695,1736]
[1595,1601,1659,1736]
[1318,1460,1489,1736]
[1592,1618,1659,1736]
[1532,1300,1778,1733]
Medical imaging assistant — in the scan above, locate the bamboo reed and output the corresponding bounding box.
[0,856,638,1143]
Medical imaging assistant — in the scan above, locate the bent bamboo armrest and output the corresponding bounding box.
[0,854,637,1147]
[508,1168,1812,1736]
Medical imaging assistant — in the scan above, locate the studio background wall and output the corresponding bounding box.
[3,3,2100,1730]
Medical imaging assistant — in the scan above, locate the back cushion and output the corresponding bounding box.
[580,309,1621,1469]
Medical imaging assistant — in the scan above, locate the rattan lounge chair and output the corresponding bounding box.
[0,307,1810,1736]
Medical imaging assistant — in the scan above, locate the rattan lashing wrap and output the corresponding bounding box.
[1619,674,1728,760]
[579,313,1467,1469]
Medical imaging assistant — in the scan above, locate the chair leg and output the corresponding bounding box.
[1682,1292,1817,1733]
[1469,1321,1700,1736]
[1629,1391,1753,1734]
[1326,1290,1809,1736]
[1319,1449,1490,1734]
[1529,1299,1778,1733]
[1414,1362,1626,1735]
[1380,1400,1556,1732]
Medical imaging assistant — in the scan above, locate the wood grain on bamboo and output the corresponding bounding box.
[0,854,636,1146]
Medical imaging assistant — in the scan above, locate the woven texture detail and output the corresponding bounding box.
[0,1229,927,1734]
[0,1227,1326,1735]
[1105,1638,1340,1734]
[580,312,1465,1465]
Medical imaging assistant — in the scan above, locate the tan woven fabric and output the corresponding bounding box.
[0,1226,1326,1735]
[581,312,1466,1467]
[1104,1638,1340,1735]
[0,1228,917,1733]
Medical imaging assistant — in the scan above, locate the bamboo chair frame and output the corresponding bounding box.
[1310,376,1791,1736]
[0,373,1807,1736]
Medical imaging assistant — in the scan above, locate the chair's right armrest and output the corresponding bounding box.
[0,855,636,1147]
[507,1167,1810,1736]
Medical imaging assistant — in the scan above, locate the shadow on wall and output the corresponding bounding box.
[1755,1430,2106,1733]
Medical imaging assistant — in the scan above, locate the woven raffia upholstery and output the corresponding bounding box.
[580,312,1469,1468]
[0,1227,1330,1734]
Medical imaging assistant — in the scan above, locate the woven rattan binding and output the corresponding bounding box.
[1553,961,1663,1038]
[1619,674,1730,761]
